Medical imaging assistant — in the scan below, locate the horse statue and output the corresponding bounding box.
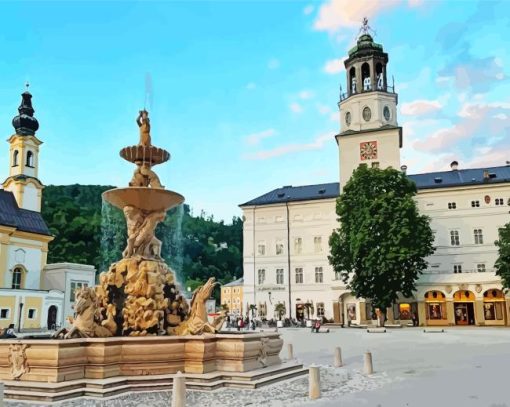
[53,287,116,339]
[171,277,224,336]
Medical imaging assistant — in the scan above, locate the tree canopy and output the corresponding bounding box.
[328,165,435,315]
[42,185,243,299]
[495,222,510,291]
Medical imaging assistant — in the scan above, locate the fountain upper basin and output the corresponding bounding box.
[103,187,185,212]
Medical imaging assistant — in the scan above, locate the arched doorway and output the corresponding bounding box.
[453,290,476,325]
[424,290,447,325]
[47,305,58,330]
[483,289,506,325]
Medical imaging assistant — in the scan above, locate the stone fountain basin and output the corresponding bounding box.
[103,187,185,211]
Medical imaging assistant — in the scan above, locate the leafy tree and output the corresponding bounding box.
[329,165,435,326]
[495,223,510,291]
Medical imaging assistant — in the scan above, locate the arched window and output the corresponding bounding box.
[12,150,19,167]
[12,267,23,289]
[361,63,371,91]
[26,151,34,167]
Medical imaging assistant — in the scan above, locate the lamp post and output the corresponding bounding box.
[18,302,24,333]
[268,291,272,305]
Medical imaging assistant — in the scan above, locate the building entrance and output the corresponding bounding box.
[454,303,475,325]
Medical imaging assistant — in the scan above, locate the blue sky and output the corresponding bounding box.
[0,0,508,222]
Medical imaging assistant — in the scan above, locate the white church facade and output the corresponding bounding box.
[0,90,96,332]
[240,30,510,327]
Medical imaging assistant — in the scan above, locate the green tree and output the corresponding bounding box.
[329,165,435,326]
[495,223,510,290]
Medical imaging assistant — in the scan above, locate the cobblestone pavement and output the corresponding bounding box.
[5,367,394,407]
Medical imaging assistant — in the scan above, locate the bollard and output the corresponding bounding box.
[171,371,186,407]
[334,347,343,367]
[308,365,321,400]
[364,351,373,375]
[287,343,294,360]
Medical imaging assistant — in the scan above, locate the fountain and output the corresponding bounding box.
[0,110,306,402]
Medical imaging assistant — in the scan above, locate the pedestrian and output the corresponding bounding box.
[313,319,321,333]
[411,312,418,327]
[250,319,256,330]
[5,324,16,338]
[237,318,241,332]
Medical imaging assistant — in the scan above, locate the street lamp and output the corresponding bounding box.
[268,291,272,304]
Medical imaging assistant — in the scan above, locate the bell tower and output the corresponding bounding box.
[2,88,44,212]
[336,19,402,190]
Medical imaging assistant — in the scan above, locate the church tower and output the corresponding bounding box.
[2,89,44,212]
[336,20,402,190]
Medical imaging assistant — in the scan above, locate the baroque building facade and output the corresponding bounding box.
[0,90,96,331]
[240,31,510,327]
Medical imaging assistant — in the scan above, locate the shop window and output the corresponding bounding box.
[453,264,462,274]
[471,200,480,207]
[450,230,460,246]
[257,269,265,285]
[495,198,504,206]
[276,269,284,285]
[11,267,22,289]
[448,202,456,209]
[315,267,323,283]
[398,303,411,319]
[0,309,10,319]
[477,264,486,273]
[317,303,325,318]
[295,268,303,284]
[473,229,484,244]
[28,309,36,319]
[427,303,444,319]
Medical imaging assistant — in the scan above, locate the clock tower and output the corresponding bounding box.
[335,19,402,190]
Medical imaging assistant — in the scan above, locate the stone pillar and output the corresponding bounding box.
[474,300,484,326]
[386,306,395,324]
[287,343,294,360]
[446,300,455,326]
[171,371,186,407]
[506,299,510,326]
[364,351,373,375]
[309,365,321,400]
[334,347,343,368]
[417,302,427,327]
[359,301,367,325]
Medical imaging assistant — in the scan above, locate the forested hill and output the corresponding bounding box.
[41,185,243,290]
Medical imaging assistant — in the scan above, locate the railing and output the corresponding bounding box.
[339,85,396,102]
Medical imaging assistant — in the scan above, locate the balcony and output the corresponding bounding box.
[339,85,396,102]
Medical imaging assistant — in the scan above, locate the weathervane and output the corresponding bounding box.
[358,17,376,38]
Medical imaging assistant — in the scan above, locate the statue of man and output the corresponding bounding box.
[136,110,151,147]
[140,163,164,189]
[123,206,144,258]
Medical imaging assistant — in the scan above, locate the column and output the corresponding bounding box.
[446,300,455,326]
[417,302,426,327]
[474,300,484,326]
[359,301,367,324]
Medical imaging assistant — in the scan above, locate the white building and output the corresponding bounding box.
[240,30,510,327]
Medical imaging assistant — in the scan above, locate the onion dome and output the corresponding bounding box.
[12,91,39,136]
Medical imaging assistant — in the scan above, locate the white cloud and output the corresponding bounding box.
[244,129,277,146]
[299,90,314,100]
[317,104,331,115]
[329,112,338,122]
[243,133,332,160]
[268,58,280,70]
[401,99,443,116]
[246,82,256,90]
[303,5,314,15]
[323,58,346,74]
[290,102,304,114]
[314,0,401,33]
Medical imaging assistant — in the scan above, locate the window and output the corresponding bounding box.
[335,271,342,280]
[474,229,484,244]
[276,242,284,255]
[11,267,22,289]
[317,303,325,318]
[495,198,504,206]
[448,202,456,209]
[276,269,284,285]
[257,269,265,285]
[0,309,10,319]
[371,161,380,169]
[257,244,266,256]
[294,238,302,254]
[295,268,303,284]
[450,230,460,246]
[453,264,462,274]
[12,150,19,166]
[28,309,36,319]
[26,151,34,167]
[477,263,486,272]
[70,281,88,302]
[315,267,323,283]
[314,237,322,253]
[471,200,480,207]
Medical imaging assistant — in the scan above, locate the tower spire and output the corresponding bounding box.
[12,88,39,136]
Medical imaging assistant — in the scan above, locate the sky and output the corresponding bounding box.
[0,0,508,222]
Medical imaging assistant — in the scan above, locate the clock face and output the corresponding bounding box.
[345,112,351,126]
[383,106,390,121]
[360,141,378,160]
[362,106,371,122]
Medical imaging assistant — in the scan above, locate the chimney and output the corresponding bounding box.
[450,161,459,171]
[400,164,407,174]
